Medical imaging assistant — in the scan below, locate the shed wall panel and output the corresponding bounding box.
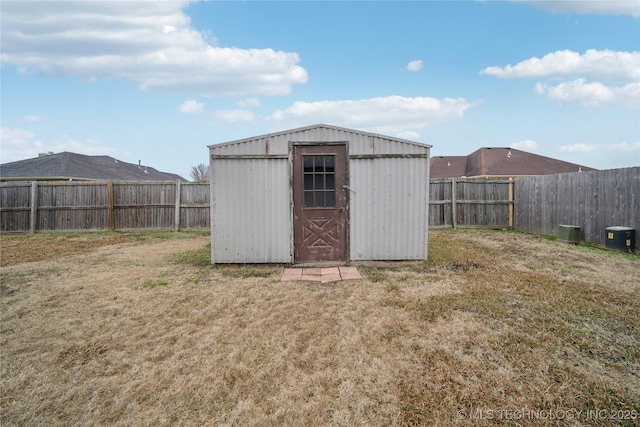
[211,158,291,263]
[349,157,429,260]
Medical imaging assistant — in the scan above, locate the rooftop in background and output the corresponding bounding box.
[0,151,186,182]
[430,147,597,179]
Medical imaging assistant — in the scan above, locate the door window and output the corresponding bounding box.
[303,155,336,208]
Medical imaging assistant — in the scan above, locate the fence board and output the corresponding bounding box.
[1,182,31,232]
[429,178,512,228]
[1,180,210,233]
[514,167,639,246]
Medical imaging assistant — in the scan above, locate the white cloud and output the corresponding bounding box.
[397,130,421,139]
[267,95,473,137]
[554,141,640,169]
[24,115,43,123]
[0,1,308,97]
[610,142,640,152]
[54,134,120,156]
[0,129,33,164]
[558,143,598,153]
[1,127,44,163]
[512,139,538,151]
[483,49,640,109]
[513,1,640,17]
[405,59,423,72]
[536,79,640,109]
[481,49,640,82]
[178,100,204,114]
[212,109,255,123]
[0,127,119,163]
[237,98,261,108]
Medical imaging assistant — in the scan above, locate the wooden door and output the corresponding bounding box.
[293,144,347,263]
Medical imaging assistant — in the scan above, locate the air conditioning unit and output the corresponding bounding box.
[605,227,635,253]
[557,225,580,244]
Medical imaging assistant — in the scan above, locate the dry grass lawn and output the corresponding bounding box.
[1,229,638,426]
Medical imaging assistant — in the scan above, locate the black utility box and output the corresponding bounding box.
[605,226,635,253]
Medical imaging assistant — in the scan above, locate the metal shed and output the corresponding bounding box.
[209,124,431,265]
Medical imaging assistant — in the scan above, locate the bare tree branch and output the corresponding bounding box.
[189,163,210,182]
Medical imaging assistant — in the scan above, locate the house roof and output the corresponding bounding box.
[430,147,597,179]
[0,152,186,182]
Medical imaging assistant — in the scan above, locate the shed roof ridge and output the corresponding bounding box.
[209,123,432,149]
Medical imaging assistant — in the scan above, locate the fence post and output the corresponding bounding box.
[30,181,38,233]
[509,177,514,228]
[451,177,457,229]
[174,179,181,232]
[107,180,115,231]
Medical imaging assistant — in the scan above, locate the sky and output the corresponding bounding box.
[1,0,639,180]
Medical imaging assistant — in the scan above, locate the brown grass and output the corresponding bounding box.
[1,229,638,426]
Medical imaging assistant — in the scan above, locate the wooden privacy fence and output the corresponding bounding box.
[514,167,639,247]
[2,168,638,247]
[1,180,209,233]
[429,178,514,229]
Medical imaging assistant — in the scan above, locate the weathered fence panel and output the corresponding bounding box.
[1,180,210,233]
[37,182,109,231]
[113,181,176,230]
[179,182,210,230]
[429,178,513,228]
[1,182,32,232]
[514,167,639,246]
[2,169,637,246]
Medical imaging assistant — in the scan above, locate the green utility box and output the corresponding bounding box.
[605,226,635,253]
[557,225,581,244]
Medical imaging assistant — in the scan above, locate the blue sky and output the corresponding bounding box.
[1,0,639,180]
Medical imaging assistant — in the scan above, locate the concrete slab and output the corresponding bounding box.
[300,274,323,282]
[281,266,362,282]
[321,267,340,275]
[339,266,363,280]
[281,268,302,281]
[320,273,342,283]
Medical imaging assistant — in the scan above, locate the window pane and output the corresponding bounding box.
[304,191,314,207]
[314,174,324,190]
[304,174,313,190]
[325,156,335,172]
[326,174,335,190]
[315,191,325,207]
[325,191,335,207]
[314,156,325,172]
[304,156,313,173]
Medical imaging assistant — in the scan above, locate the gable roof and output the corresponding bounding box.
[210,123,432,151]
[0,152,186,182]
[431,147,596,178]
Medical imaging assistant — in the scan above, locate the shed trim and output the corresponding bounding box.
[290,140,349,146]
[349,154,429,159]
[211,154,289,160]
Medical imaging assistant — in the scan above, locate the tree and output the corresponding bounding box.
[190,163,210,182]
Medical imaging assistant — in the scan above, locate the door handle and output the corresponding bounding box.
[339,207,345,212]
[342,185,356,194]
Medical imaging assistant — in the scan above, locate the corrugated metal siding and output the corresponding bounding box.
[349,157,429,260]
[211,158,291,263]
[210,124,431,263]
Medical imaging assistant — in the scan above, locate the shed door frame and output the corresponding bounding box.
[290,141,350,264]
